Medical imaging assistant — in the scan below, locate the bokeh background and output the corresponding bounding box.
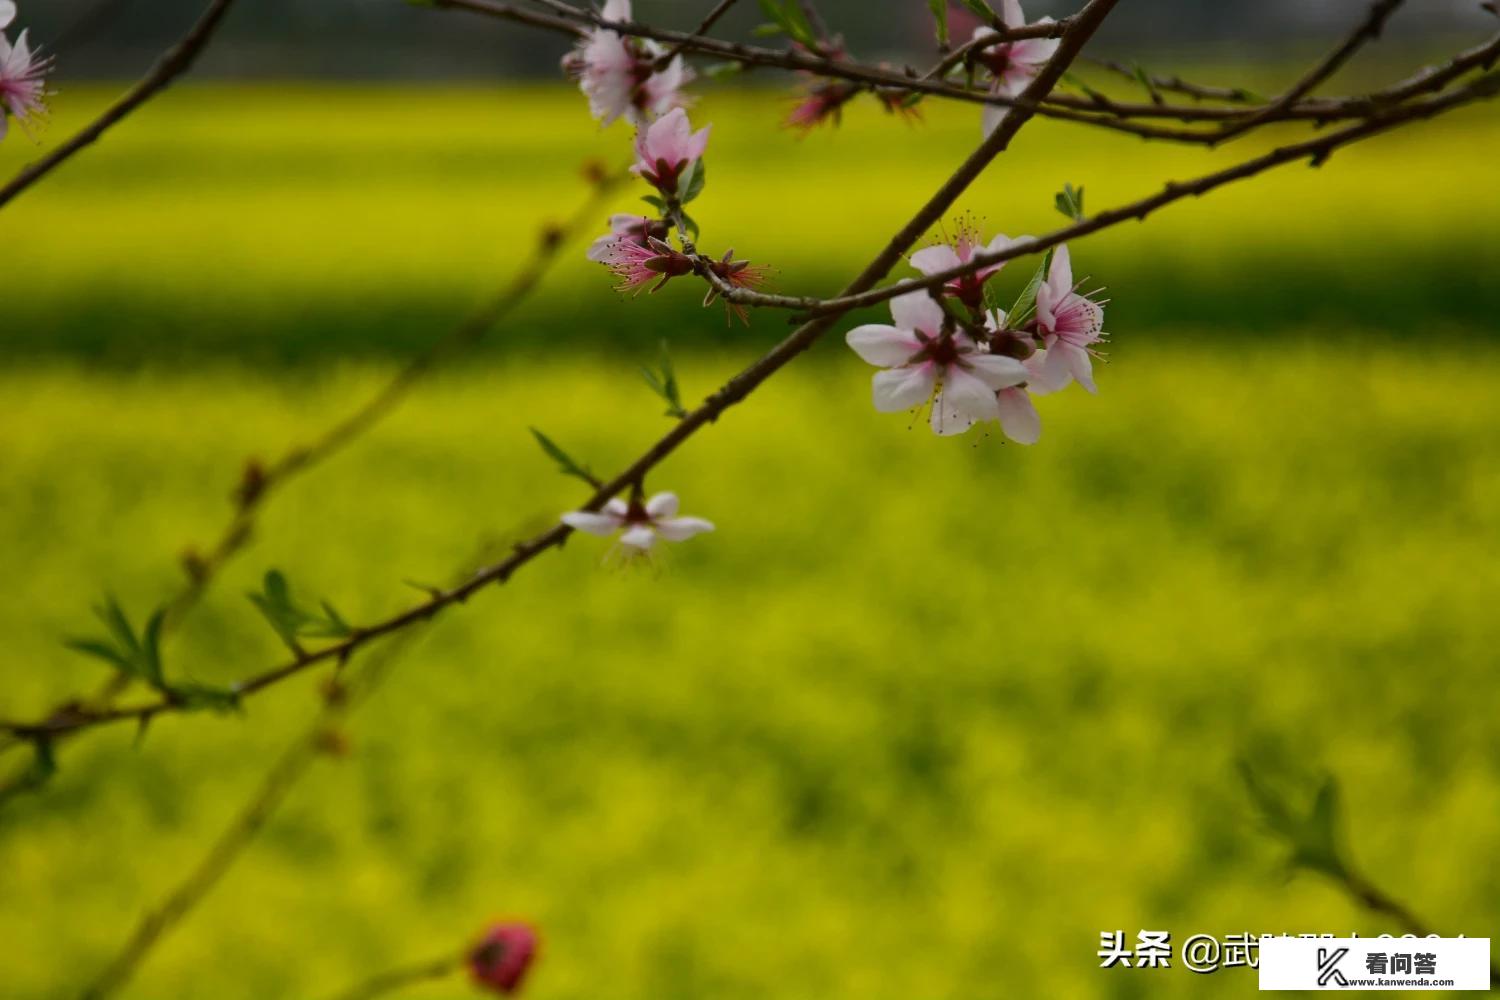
[2,1,1499,998]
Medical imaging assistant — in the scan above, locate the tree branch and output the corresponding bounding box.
[0,0,239,211]
[0,0,1125,748]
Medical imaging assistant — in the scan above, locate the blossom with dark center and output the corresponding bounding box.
[845,291,1029,437]
[586,213,671,263]
[909,219,1024,311]
[562,491,715,552]
[970,0,1059,136]
[1029,244,1107,394]
[602,236,693,294]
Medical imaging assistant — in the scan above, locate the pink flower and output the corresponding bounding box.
[0,3,16,30]
[600,236,693,294]
[562,491,715,552]
[972,0,1059,136]
[631,107,710,195]
[468,922,538,995]
[561,0,691,127]
[845,292,1029,437]
[0,27,51,141]
[586,213,669,263]
[909,220,1024,310]
[1030,244,1106,394]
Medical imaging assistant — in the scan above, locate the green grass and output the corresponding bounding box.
[3,83,1500,999]
[2,344,1499,999]
[3,85,1499,362]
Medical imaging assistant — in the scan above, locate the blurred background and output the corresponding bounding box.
[2,1,1498,998]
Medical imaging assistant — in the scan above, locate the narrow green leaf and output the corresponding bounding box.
[529,427,597,486]
[678,158,707,205]
[63,638,133,676]
[959,0,997,18]
[927,0,949,47]
[1007,248,1055,328]
[1054,182,1085,222]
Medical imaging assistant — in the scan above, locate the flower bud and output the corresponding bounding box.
[467,922,538,995]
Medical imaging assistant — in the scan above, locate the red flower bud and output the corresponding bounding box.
[467,922,538,995]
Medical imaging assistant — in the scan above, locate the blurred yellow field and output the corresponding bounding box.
[2,79,1499,999]
[3,340,1499,998]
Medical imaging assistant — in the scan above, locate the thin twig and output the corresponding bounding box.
[0,0,1126,749]
[75,536,499,999]
[1212,0,1407,142]
[321,954,462,1000]
[0,0,239,211]
[655,0,741,70]
[0,168,623,772]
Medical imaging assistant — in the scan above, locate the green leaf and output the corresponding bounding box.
[1238,759,1351,880]
[529,427,598,487]
[927,0,949,47]
[64,597,169,691]
[755,0,817,46]
[677,159,707,205]
[704,61,744,79]
[958,0,997,18]
[639,342,688,419]
[641,194,668,212]
[1006,248,1055,328]
[1054,182,1085,222]
[679,211,700,242]
[248,570,352,649]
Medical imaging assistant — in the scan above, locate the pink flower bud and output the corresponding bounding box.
[467,922,538,995]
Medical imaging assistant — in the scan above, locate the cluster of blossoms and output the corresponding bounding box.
[970,0,1060,136]
[589,103,768,323]
[784,38,922,133]
[557,3,1109,557]
[0,0,50,141]
[560,0,690,127]
[467,922,539,995]
[846,223,1105,444]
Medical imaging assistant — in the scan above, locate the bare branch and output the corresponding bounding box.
[1213,0,1407,141]
[0,0,239,211]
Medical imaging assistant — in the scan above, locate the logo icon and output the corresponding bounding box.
[1317,947,1350,987]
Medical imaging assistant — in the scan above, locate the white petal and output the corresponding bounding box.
[931,367,998,435]
[846,324,920,367]
[604,497,630,517]
[601,0,631,21]
[655,516,714,542]
[1034,341,1074,392]
[645,491,679,518]
[0,2,14,30]
[888,291,944,336]
[1011,34,1061,65]
[561,511,623,536]
[909,244,962,276]
[1000,0,1024,27]
[1023,349,1055,396]
[995,388,1041,445]
[619,524,657,550]
[981,102,1007,137]
[966,354,1029,391]
[1062,342,1097,393]
[872,366,936,413]
[1046,243,1074,302]
[586,235,618,263]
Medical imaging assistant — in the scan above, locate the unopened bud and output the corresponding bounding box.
[468,922,539,995]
